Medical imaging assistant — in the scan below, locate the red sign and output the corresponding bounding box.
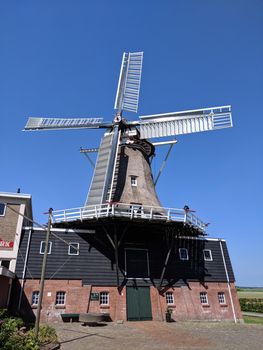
[0,239,14,248]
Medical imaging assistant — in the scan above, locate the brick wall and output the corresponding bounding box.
[0,204,19,250]
[157,282,242,322]
[20,280,242,323]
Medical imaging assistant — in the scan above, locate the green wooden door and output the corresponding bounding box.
[126,286,152,321]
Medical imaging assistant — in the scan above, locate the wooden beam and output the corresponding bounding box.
[158,234,176,290]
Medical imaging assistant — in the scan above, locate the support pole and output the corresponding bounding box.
[114,225,120,287]
[34,208,53,339]
[219,240,237,323]
[154,141,177,186]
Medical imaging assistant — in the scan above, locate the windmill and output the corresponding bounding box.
[24,52,232,210]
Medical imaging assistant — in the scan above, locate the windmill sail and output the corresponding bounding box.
[85,126,120,206]
[139,105,232,139]
[24,117,105,131]
[114,52,143,114]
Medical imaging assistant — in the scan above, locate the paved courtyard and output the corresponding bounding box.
[54,320,263,350]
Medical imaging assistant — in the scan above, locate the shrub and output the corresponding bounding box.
[0,309,57,350]
[27,325,57,345]
[239,298,263,313]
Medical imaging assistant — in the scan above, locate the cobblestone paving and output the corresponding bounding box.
[53,321,263,350]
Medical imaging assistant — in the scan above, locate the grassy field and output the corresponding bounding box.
[237,288,263,299]
[243,315,263,325]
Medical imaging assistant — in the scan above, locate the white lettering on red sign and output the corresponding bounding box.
[0,239,14,248]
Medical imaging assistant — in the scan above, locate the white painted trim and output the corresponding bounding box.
[179,248,189,261]
[0,192,31,199]
[40,241,52,255]
[68,242,79,256]
[200,292,209,305]
[203,249,213,261]
[0,202,6,216]
[23,227,96,234]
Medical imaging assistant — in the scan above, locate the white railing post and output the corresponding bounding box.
[112,203,115,216]
[184,211,187,223]
[130,205,134,220]
[95,205,98,219]
[167,208,171,221]
[64,210,66,222]
[80,207,82,221]
[150,207,153,220]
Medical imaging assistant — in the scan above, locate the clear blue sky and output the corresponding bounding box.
[1,1,262,286]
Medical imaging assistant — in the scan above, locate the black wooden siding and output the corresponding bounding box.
[16,225,235,287]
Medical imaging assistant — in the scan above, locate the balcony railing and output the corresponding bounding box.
[51,203,207,232]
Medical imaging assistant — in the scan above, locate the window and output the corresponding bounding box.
[218,292,226,305]
[203,249,213,261]
[1,260,10,269]
[166,292,174,305]
[125,249,149,279]
[32,291,39,305]
[40,241,52,254]
[131,176,137,187]
[200,292,209,305]
[0,203,6,216]
[56,291,66,305]
[179,248,189,261]
[100,291,109,305]
[68,242,79,255]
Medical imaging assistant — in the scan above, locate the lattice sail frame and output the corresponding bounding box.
[139,105,232,139]
[24,117,104,130]
[114,52,143,114]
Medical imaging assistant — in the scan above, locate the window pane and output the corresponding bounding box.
[218,292,226,304]
[1,260,10,269]
[32,291,39,305]
[68,243,79,255]
[0,203,6,216]
[126,249,149,278]
[200,292,208,304]
[40,241,52,254]
[179,248,188,260]
[203,250,212,261]
[100,292,109,305]
[56,291,66,305]
[166,292,174,305]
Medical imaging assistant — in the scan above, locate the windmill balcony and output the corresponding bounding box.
[51,203,207,233]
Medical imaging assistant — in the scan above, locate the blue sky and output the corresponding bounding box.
[1,1,262,286]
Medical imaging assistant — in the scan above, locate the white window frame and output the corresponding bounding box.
[165,292,174,305]
[0,203,6,217]
[218,292,226,305]
[200,292,209,305]
[68,242,79,256]
[32,291,39,305]
[179,248,189,261]
[203,249,213,261]
[99,291,109,305]
[124,248,150,280]
[130,176,137,187]
[55,291,66,305]
[40,241,52,254]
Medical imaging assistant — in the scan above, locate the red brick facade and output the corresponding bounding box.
[20,279,242,323]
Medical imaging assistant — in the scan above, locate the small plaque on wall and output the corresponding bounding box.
[90,292,99,301]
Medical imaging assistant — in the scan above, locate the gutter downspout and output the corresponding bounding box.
[18,228,32,310]
[219,240,237,323]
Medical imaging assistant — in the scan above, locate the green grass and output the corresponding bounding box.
[243,316,263,325]
[238,291,263,299]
